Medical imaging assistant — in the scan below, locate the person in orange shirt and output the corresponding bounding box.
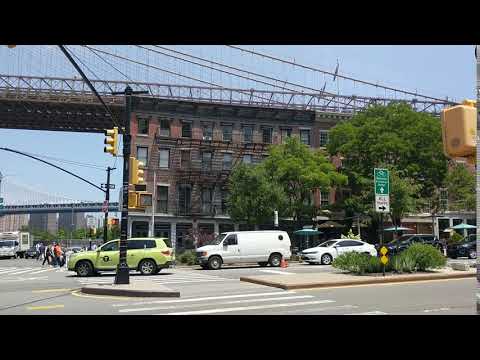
[53,242,64,267]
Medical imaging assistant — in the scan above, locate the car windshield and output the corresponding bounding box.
[318,240,337,247]
[0,241,15,247]
[204,233,227,245]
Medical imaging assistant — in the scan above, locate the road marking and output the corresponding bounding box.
[163,300,335,315]
[113,291,296,307]
[70,290,134,300]
[32,288,73,293]
[423,307,450,313]
[118,295,315,313]
[0,268,20,274]
[259,270,296,275]
[345,310,387,315]
[27,304,65,311]
[279,304,359,314]
[0,276,48,282]
[30,268,56,274]
[8,268,37,275]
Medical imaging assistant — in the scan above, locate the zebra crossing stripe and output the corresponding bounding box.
[6,268,36,275]
[30,268,56,274]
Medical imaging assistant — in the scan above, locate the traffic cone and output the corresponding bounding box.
[280,258,287,268]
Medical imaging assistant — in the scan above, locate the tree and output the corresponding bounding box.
[57,229,66,240]
[227,163,286,226]
[444,162,475,211]
[327,103,449,241]
[263,137,347,228]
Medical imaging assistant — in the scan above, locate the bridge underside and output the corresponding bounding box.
[0,205,120,215]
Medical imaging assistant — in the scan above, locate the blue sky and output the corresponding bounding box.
[0,45,476,206]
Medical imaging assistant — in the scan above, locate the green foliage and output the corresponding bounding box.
[227,163,286,225]
[445,163,475,211]
[262,136,347,225]
[177,250,197,266]
[341,228,361,240]
[402,243,446,271]
[392,251,416,273]
[332,252,390,275]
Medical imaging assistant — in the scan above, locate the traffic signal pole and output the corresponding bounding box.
[103,166,115,244]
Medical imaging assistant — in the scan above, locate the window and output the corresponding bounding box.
[224,234,237,245]
[243,154,252,164]
[203,123,213,140]
[144,240,157,248]
[182,122,192,138]
[336,241,349,247]
[221,190,228,214]
[319,130,329,147]
[181,150,191,168]
[343,240,363,246]
[222,124,233,142]
[262,127,273,144]
[223,153,232,170]
[202,152,212,171]
[281,128,292,143]
[201,188,213,213]
[243,126,253,143]
[101,241,119,252]
[159,149,170,169]
[157,186,168,213]
[138,118,149,135]
[178,184,192,214]
[300,129,311,146]
[137,146,148,165]
[159,119,170,137]
[321,191,330,207]
[127,240,147,250]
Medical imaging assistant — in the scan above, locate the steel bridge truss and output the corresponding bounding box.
[0,74,455,115]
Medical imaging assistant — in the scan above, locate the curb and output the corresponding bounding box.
[239,272,476,290]
[80,285,180,298]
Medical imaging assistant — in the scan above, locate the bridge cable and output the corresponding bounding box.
[226,45,456,104]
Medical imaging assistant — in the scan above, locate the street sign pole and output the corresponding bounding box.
[374,168,389,277]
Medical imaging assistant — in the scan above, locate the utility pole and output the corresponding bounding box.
[102,167,116,244]
[112,86,148,285]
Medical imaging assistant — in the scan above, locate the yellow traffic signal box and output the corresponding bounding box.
[104,127,118,156]
[129,156,145,185]
[441,100,476,158]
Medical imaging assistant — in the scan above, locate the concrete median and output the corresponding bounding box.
[81,280,180,298]
[240,268,476,290]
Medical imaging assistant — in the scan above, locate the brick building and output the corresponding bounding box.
[127,98,347,250]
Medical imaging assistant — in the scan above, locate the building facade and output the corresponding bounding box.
[0,214,28,232]
[28,213,57,233]
[58,212,86,233]
[127,98,347,249]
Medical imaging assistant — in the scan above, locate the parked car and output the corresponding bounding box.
[196,231,291,270]
[67,238,173,277]
[24,247,39,259]
[447,235,477,259]
[301,239,377,265]
[378,234,443,255]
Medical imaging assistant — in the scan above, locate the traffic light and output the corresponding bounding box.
[441,100,476,159]
[104,127,118,156]
[128,191,152,209]
[129,156,145,185]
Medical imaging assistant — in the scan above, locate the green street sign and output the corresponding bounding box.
[374,168,389,195]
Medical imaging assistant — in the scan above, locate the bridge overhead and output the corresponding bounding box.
[0,74,454,133]
[0,202,120,215]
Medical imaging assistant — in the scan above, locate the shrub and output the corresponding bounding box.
[177,250,197,265]
[402,243,446,271]
[332,252,380,275]
[448,231,464,246]
[392,252,416,273]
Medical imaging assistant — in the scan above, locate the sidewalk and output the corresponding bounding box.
[240,267,477,290]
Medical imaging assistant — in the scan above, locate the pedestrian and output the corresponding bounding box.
[39,242,45,262]
[42,243,51,266]
[35,242,41,260]
[92,243,97,251]
[53,242,63,267]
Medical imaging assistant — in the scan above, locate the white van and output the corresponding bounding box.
[195,231,291,270]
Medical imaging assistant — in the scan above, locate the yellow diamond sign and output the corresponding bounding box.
[380,255,388,265]
[380,246,388,256]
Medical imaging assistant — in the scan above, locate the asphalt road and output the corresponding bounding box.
[0,258,476,315]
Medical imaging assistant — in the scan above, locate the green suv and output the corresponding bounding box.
[67,238,174,277]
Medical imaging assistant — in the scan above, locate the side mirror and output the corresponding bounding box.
[333,245,338,248]
[223,242,228,248]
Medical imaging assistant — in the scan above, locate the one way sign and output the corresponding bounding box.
[375,195,390,213]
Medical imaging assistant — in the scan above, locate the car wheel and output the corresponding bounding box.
[152,268,161,275]
[258,262,268,267]
[139,259,157,275]
[208,256,222,270]
[75,261,93,277]
[468,250,477,259]
[200,264,209,270]
[269,254,282,267]
[320,254,333,265]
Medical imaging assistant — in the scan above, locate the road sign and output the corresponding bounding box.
[375,195,390,213]
[380,255,389,265]
[0,197,3,209]
[380,246,388,256]
[374,168,390,195]
[102,200,109,213]
[86,216,96,228]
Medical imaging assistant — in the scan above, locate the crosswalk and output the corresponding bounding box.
[0,266,71,281]
[107,290,378,315]
[75,270,236,286]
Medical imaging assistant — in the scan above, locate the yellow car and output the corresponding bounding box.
[67,238,174,277]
